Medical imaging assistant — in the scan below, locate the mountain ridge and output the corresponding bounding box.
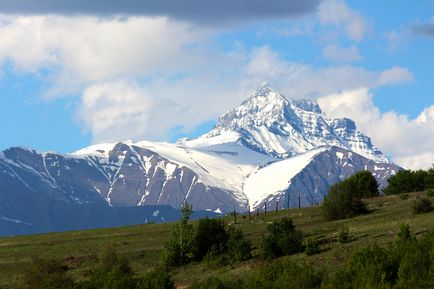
[0,83,401,235]
[181,83,388,163]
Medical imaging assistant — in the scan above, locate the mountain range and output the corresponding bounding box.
[0,83,401,236]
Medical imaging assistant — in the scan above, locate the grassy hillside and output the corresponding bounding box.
[0,192,433,288]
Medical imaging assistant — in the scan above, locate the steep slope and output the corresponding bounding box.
[245,146,400,210]
[181,83,388,163]
[0,141,275,216]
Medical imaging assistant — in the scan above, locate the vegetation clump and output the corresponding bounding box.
[332,225,434,289]
[322,171,380,220]
[337,226,350,243]
[163,203,252,267]
[383,167,434,195]
[305,237,320,256]
[162,202,195,267]
[322,180,367,220]
[261,217,304,258]
[412,197,433,214]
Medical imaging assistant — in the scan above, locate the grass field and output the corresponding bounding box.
[0,192,433,288]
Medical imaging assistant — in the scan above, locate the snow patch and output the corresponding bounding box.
[244,147,328,208]
[0,216,32,226]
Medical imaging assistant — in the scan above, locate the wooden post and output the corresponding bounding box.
[264,202,267,215]
[298,192,301,209]
[248,205,251,219]
[276,201,279,212]
[233,206,237,224]
[287,192,290,210]
[256,208,259,219]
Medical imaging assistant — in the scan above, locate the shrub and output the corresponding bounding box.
[322,180,367,220]
[347,171,380,198]
[22,258,74,289]
[245,259,325,289]
[162,202,195,267]
[332,244,396,289]
[136,267,175,289]
[261,217,303,258]
[337,226,350,243]
[81,245,136,289]
[227,227,253,262]
[412,197,433,214]
[426,189,434,197]
[332,226,434,289]
[188,277,241,289]
[383,170,428,195]
[192,218,228,261]
[305,237,320,256]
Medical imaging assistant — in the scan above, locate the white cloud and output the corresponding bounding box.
[377,67,414,86]
[318,89,434,169]
[323,44,362,63]
[317,0,369,42]
[0,15,209,96]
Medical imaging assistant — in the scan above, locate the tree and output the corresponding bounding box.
[322,179,366,220]
[227,227,253,262]
[162,202,195,267]
[383,170,428,195]
[347,171,379,198]
[192,217,228,261]
[425,165,434,190]
[261,217,304,258]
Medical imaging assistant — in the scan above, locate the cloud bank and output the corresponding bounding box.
[318,89,434,169]
[0,0,321,24]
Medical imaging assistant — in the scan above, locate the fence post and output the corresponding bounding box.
[276,201,279,212]
[287,192,290,210]
[298,192,301,209]
[264,202,267,215]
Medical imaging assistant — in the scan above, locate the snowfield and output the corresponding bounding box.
[244,147,328,207]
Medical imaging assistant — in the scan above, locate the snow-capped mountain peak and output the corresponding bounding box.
[182,83,388,163]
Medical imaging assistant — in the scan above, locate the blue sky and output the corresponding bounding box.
[0,0,433,168]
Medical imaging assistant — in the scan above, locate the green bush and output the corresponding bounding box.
[426,189,434,197]
[261,217,304,258]
[337,226,350,243]
[192,218,228,261]
[245,259,325,289]
[322,180,367,220]
[305,237,320,255]
[81,245,136,289]
[412,197,433,214]
[227,227,253,262]
[347,171,380,198]
[22,258,74,289]
[136,267,175,289]
[188,277,241,289]
[332,226,434,289]
[332,244,396,289]
[383,170,428,195]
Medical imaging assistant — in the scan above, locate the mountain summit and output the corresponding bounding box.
[0,83,400,236]
[181,83,387,163]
